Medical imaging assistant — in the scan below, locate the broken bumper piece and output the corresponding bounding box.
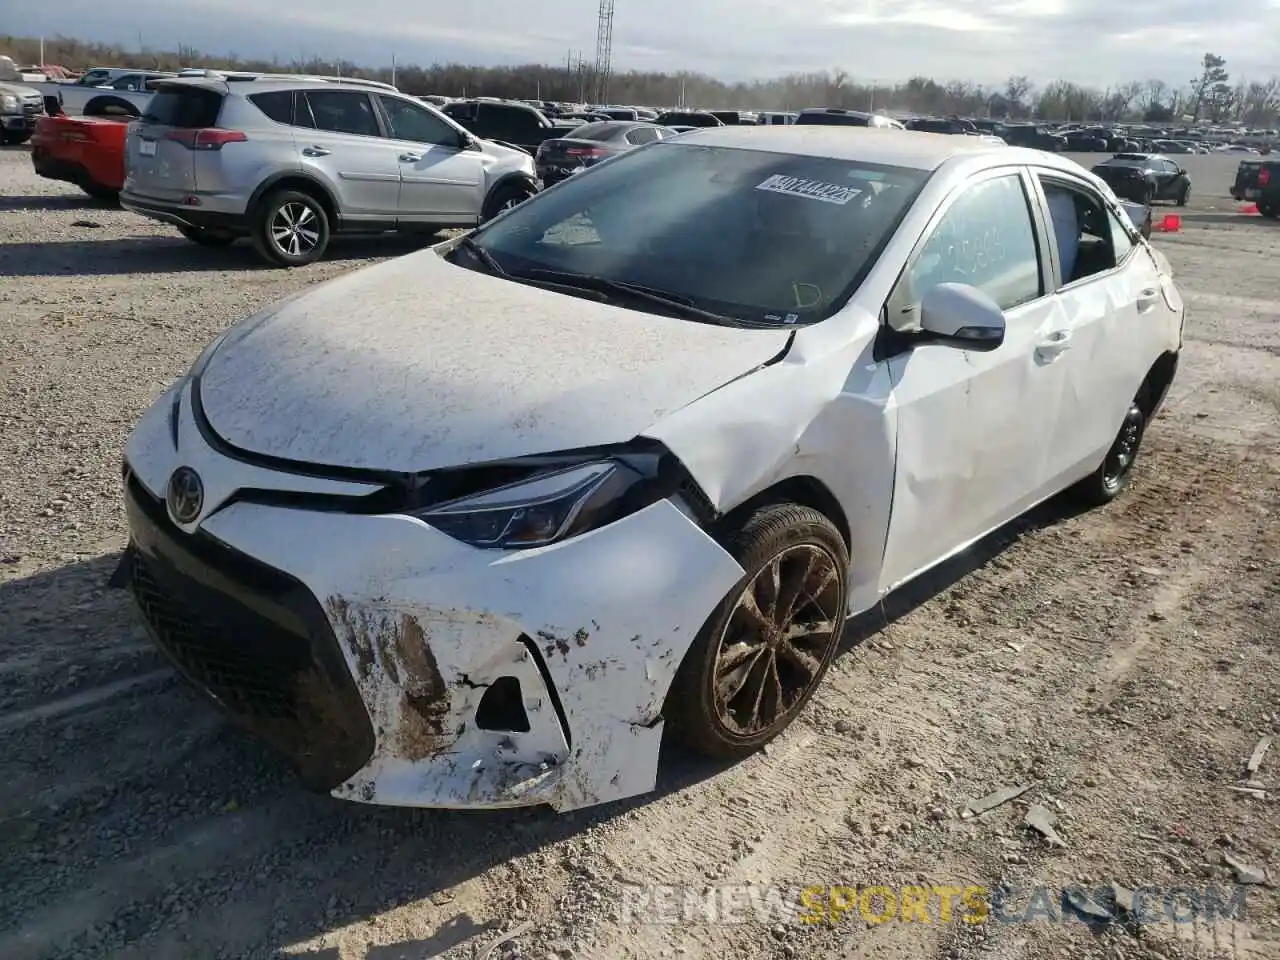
[120,470,743,811]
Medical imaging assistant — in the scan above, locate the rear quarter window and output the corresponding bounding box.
[249,91,294,125]
[143,88,224,127]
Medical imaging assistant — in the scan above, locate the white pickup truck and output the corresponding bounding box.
[0,56,44,144]
[1,61,167,117]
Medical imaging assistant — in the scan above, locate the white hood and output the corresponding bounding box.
[197,250,791,472]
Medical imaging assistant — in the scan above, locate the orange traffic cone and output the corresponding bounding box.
[1153,213,1181,233]
[1239,202,1259,215]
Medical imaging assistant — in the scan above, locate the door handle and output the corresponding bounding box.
[301,146,330,157]
[399,153,422,162]
[1137,287,1159,312]
[1036,329,1072,355]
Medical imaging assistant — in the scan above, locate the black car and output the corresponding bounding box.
[1001,124,1067,151]
[794,108,900,128]
[1091,153,1192,205]
[1063,131,1110,151]
[905,117,977,135]
[708,110,755,125]
[441,99,581,153]
[534,121,678,185]
[1231,158,1279,217]
[653,110,723,127]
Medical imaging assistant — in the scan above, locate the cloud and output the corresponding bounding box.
[7,0,1278,86]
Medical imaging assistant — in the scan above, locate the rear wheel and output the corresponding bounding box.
[665,503,849,759]
[1260,200,1279,219]
[1069,402,1146,506]
[1,131,32,146]
[178,225,235,247]
[1177,183,1190,206]
[251,189,330,266]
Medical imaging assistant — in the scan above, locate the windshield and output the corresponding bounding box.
[468,142,929,326]
[570,122,624,140]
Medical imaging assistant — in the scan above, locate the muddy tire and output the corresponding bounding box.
[665,503,849,759]
[178,225,235,247]
[251,189,330,267]
[1070,401,1146,506]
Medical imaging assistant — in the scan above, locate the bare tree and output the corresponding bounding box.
[4,31,1277,125]
[1004,75,1033,117]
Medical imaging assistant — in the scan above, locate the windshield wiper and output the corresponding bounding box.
[511,269,775,328]
[454,240,611,301]
[457,236,506,276]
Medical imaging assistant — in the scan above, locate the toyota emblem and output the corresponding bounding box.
[166,466,204,524]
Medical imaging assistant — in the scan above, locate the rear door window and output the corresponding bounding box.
[625,126,659,145]
[248,91,294,125]
[303,90,381,137]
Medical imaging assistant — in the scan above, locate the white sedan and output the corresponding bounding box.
[114,127,1184,812]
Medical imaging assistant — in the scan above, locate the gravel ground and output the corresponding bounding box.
[1,146,1277,960]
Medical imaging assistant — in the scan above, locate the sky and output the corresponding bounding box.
[7,0,1279,88]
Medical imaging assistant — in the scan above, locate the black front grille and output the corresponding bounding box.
[123,475,375,790]
[131,556,309,721]
[22,101,40,117]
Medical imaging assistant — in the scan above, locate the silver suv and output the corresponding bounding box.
[119,77,539,266]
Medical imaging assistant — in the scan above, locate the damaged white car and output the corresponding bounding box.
[115,127,1184,811]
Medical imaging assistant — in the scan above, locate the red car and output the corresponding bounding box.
[30,100,132,201]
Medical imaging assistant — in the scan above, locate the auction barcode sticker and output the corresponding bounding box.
[755,174,862,205]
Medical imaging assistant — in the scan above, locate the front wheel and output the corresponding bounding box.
[1069,402,1146,506]
[665,503,849,759]
[1,131,32,146]
[251,189,330,266]
[1177,183,1190,207]
[481,181,536,222]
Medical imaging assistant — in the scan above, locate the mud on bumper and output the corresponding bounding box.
[119,474,376,790]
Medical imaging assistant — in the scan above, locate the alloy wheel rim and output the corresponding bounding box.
[1104,407,1143,487]
[712,544,842,736]
[271,202,320,258]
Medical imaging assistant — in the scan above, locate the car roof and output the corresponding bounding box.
[668,125,1049,171]
[151,75,399,96]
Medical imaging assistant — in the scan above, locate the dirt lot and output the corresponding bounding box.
[1,146,1277,960]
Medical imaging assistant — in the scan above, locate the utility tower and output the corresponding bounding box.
[592,0,615,105]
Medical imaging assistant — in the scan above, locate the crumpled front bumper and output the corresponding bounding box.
[119,380,745,811]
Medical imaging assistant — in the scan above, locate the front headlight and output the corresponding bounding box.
[0,95,18,111]
[414,460,645,549]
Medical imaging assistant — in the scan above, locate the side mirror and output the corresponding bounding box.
[919,283,1006,351]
